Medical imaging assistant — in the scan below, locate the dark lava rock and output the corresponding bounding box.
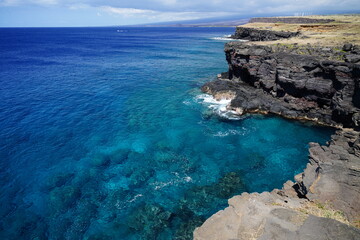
[232,27,299,41]
[345,54,360,64]
[343,43,353,52]
[196,29,360,239]
[202,42,360,128]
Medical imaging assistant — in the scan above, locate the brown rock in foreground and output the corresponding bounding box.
[194,130,360,239]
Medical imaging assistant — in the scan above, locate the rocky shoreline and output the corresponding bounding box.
[194,20,360,239]
[232,27,299,41]
[194,129,360,239]
[202,42,360,128]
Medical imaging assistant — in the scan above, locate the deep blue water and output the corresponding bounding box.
[0,27,334,239]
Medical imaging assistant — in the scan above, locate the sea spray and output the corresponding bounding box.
[196,93,244,120]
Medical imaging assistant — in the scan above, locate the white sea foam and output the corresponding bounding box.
[151,172,193,190]
[213,129,247,137]
[184,176,192,182]
[114,193,144,210]
[182,100,191,106]
[196,94,243,120]
[128,194,143,203]
[153,181,174,190]
[210,36,248,42]
[197,94,232,105]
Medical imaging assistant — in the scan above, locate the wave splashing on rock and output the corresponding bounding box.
[196,93,244,120]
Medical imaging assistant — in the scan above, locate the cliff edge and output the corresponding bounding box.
[194,15,360,239]
[202,42,360,128]
[194,130,360,239]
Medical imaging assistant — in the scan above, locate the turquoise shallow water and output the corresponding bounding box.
[0,27,334,239]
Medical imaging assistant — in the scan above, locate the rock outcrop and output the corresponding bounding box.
[249,17,335,24]
[195,24,360,239]
[232,27,299,41]
[296,129,360,221]
[202,42,360,128]
[194,130,360,239]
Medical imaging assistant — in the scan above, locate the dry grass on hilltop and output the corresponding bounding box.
[242,14,360,46]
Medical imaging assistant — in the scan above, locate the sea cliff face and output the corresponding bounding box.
[232,27,299,41]
[194,21,360,239]
[202,42,360,128]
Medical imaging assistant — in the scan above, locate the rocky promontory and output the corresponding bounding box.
[232,27,299,41]
[202,42,360,128]
[194,15,360,239]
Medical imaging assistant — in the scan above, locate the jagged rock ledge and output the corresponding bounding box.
[194,30,360,238]
[202,42,360,128]
[194,129,360,239]
[232,27,299,41]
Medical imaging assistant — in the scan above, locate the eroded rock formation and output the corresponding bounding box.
[195,26,360,239]
[202,42,360,128]
[194,130,360,239]
[232,27,299,41]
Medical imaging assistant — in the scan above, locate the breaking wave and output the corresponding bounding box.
[196,94,243,120]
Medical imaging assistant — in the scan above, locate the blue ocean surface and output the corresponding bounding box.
[0,27,334,239]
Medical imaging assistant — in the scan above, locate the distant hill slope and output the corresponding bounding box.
[129,18,249,27]
[249,17,335,24]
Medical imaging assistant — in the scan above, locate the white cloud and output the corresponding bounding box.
[100,6,156,16]
[99,5,231,22]
[68,3,90,10]
[30,0,57,5]
[0,0,57,6]
[155,0,177,6]
[1,0,359,12]
[0,0,20,6]
[1,0,359,23]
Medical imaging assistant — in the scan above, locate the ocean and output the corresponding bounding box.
[0,27,334,239]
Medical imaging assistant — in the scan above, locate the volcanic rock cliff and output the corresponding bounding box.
[202,42,360,128]
[232,27,299,41]
[194,16,360,239]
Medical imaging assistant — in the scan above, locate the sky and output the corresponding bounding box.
[0,0,359,27]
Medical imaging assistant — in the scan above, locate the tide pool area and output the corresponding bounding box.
[0,27,334,239]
